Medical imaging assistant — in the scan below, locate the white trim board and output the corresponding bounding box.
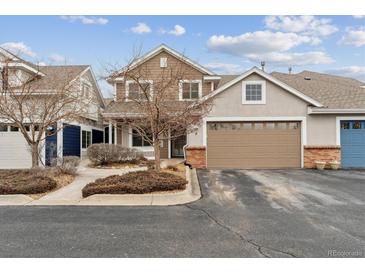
[309,107,365,114]
[335,116,365,146]
[201,67,323,107]
[202,116,307,168]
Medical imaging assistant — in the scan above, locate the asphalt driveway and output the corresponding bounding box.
[195,169,365,257]
[0,169,364,257]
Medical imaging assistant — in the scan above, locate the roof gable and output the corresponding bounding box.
[202,67,323,107]
[109,44,214,81]
[0,47,46,76]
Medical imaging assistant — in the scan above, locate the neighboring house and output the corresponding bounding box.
[104,44,365,169]
[0,47,105,169]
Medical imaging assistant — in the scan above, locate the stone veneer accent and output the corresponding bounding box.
[304,146,341,168]
[185,146,207,169]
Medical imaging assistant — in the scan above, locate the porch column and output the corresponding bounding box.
[114,122,118,145]
[108,121,112,144]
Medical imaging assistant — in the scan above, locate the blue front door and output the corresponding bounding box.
[340,120,365,168]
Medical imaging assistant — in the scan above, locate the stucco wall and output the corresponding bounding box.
[208,73,308,117]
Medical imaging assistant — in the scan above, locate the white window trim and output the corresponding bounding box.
[242,80,266,105]
[201,116,307,168]
[178,80,202,101]
[128,126,153,150]
[335,116,365,146]
[125,80,153,102]
[160,57,168,68]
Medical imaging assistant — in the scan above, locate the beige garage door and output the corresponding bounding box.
[207,121,301,169]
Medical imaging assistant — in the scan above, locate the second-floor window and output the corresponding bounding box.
[126,80,153,101]
[179,80,202,100]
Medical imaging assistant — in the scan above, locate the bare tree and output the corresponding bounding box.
[107,51,212,172]
[0,57,93,168]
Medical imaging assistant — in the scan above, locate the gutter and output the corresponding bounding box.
[308,107,365,114]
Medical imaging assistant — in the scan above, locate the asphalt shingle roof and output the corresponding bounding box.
[271,70,365,109]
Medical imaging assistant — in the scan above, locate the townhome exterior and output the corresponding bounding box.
[0,47,105,169]
[104,44,365,169]
[103,44,218,159]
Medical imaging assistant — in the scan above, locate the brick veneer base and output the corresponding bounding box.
[185,146,207,168]
[304,146,341,168]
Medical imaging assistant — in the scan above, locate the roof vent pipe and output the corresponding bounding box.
[260,61,265,71]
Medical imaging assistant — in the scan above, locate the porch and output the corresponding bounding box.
[104,122,187,160]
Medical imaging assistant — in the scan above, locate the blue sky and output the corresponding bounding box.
[0,15,364,96]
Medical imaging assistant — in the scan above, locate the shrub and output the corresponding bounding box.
[82,170,187,197]
[0,170,57,195]
[87,144,144,165]
[54,156,81,175]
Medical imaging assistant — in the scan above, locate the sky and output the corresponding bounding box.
[0,15,364,96]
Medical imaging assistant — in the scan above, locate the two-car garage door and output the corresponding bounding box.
[207,121,301,169]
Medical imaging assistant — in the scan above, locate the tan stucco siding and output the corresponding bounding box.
[209,73,308,117]
[307,115,337,145]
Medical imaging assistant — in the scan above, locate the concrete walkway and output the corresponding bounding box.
[28,161,146,205]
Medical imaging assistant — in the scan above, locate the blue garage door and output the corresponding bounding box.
[340,120,365,168]
[63,124,81,157]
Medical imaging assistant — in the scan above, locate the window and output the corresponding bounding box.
[242,81,266,104]
[0,124,7,132]
[10,125,19,132]
[160,57,167,68]
[352,121,362,129]
[246,84,262,101]
[126,80,152,100]
[179,80,201,100]
[82,83,91,98]
[341,122,350,129]
[132,129,152,147]
[82,130,91,149]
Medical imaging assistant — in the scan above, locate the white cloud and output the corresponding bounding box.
[0,42,36,57]
[246,51,334,66]
[48,53,66,63]
[169,25,186,36]
[207,31,320,57]
[353,15,365,19]
[159,25,186,36]
[204,62,244,74]
[339,27,365,47]
[264,15,338,36]
[326,66,365,81]
[60,16,108,25]
[130,22,151,34]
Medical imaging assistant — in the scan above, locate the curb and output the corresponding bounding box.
[0,194,34,206]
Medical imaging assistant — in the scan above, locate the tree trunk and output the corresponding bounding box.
[31,143,40,168]
[153,141,161,172]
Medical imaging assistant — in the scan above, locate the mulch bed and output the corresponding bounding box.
[0,170,57,195]
[82,170,188,198]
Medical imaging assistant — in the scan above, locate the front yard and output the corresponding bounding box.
[0,169,75,198]
[82,163,187,198]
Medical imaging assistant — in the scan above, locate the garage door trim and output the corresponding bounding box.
[203,116,307,168]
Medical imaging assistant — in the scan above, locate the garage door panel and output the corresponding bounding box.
[207,146,300,155]
[207,121,301,169]
[208,157,300,169]
[0,132,32,169]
